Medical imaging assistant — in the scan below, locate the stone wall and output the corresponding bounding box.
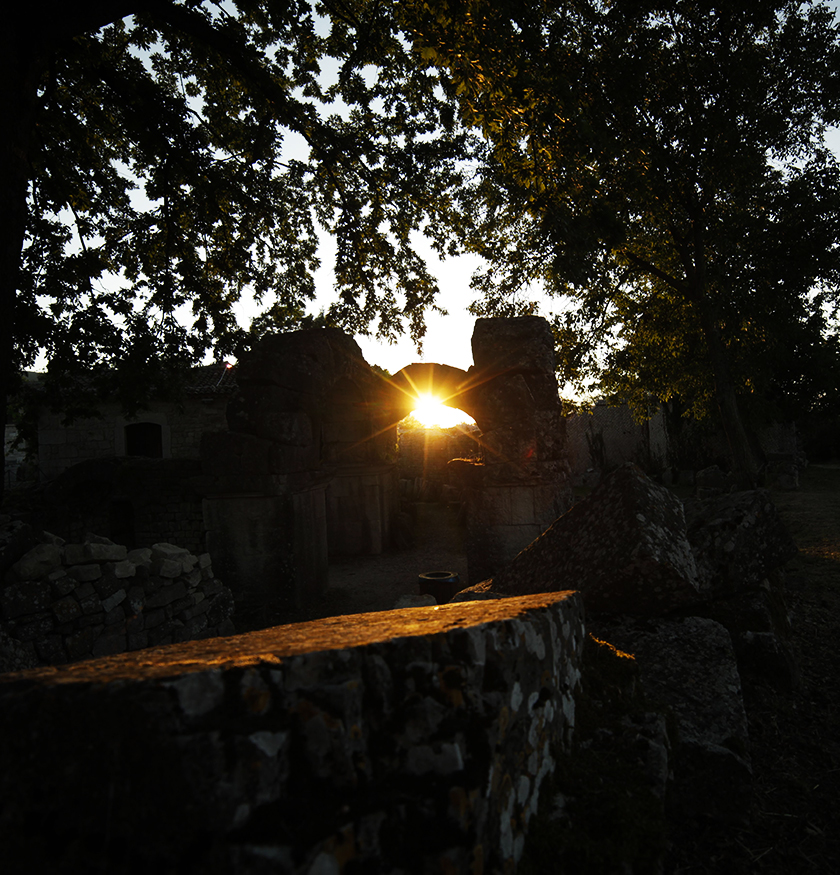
[566,401,669,482]
[36,457,208,554]
[0,591,584,874]
[567,401,801,484]
[37,396,230,481]
[1,528,235,668]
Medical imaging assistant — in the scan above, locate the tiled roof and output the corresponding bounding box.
[184,362,238,394]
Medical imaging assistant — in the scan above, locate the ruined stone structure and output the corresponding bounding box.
[399,317,573,585]
[199,330,400,612]
[202,317,573,608]
[0,591,585,874]
[0,523,235,669]
[566,400,670,482]
[35,363,237,481]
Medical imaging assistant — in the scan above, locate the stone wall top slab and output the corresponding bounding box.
[1,591,581,687]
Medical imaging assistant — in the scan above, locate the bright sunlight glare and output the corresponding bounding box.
[409,394,475,429]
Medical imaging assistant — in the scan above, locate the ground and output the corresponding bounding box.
[678,464,840,873]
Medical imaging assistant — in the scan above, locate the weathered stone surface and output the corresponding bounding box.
[486,463,700,616]
[68,563,102,582]
[127,547,153,567]
[1,580,52,619]
[50,595,82,624]
[0,628,39,673]
[589,615,752,824]
[0,592,584,874]
[6,543,63,581]
[471,315,557,376]
[684,489,798,598]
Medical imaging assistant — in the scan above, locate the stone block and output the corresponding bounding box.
[85,543,127,563]
[107,560,137,580]
[127,585,146,614]
[127,548,153,567]
[49,574,75,598]
[65,625,101,659]
[684,489,798,599]
[471,315,556,375]
[103,589,126,615]
[171,596,193,615]
[590,615,751,824]
[93,576,121,600]
[14,613,55,642]
[79,595,103,616]
[68,564,102,583]
[2,580,52,620]
[180,554,198,574]
[63,544,88,566]
[51,596,82,625]
[490,463,700,616]
[145,582,188,609]
[143,608,167,629]
[155,559,182,579]
[105,605,125,626]
[7,544,63,581]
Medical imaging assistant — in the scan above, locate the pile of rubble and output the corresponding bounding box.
[0,518,235,671]
[454,462,799,852]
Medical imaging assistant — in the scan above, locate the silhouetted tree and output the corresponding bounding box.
[406,0,840,482]
[1,0,474,495]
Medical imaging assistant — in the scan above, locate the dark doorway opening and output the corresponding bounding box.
[125,422,163,458]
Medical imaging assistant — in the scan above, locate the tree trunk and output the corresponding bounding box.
[699,308,762,488]
[0,31,45,505]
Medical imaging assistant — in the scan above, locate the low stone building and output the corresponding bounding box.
[35,363,237,482]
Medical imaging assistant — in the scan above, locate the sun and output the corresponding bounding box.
[410,393,475,428]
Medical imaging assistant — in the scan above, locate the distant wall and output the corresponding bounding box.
[567,402,669,481]
[0,591,584,874]
[36,457,208,554]
[398,425,482,483]
[38,397,229,481]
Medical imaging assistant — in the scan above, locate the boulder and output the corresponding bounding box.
[589,615,752,824]
[487,463,700,616]
[683,489,798,599]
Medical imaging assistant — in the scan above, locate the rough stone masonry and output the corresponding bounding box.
[0,591,584,875]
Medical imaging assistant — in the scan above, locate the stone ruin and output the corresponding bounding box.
[0,318,806,872]
[200,317,573,614]
[456,461,799,827]
[0,519,235,671]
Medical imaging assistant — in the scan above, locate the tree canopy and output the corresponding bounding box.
[2,0,475,423]
[405,0,840,479]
